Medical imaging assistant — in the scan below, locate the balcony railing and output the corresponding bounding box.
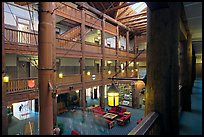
[56,74,81,85]
[4,28,38,46]
[55,2,81,23]
[7,77,38,93]
[128,112,159,135]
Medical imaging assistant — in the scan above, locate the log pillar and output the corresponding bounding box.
[180,33,192,111]
[99,16,105,109]
[79,6,86,111]
[145,3,180,135]
[131,82,140,108]
[116,25,119,56]
[38,2,55,134]
[126,30,129,53]
[2,2,8,135]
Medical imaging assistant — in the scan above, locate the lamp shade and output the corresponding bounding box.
[107,83,120,107]
[3,76,9,83]
[59,73,63,78]
[28,80,35,88]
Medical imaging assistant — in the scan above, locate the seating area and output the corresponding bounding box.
[136,116,144,125]
[108,107,127,116]
[71,130,79,135]
[89,106,132,128]
[116,113,131,126]
[91,106,106,115]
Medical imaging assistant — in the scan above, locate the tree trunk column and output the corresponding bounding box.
[80,6,86,111]
[51,3,57,127]
[126,30,129,53]
[187,34,193,94]
[131,82,140,108]
[100,16,105,109]
[180,34,192,111]
[38,2,55,135]
[99,86,105,109]
[145,3,180,135]
[134,35,138,54]
[2,2,8,135]
[116,25,119,56]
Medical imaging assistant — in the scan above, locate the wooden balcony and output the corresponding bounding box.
[84,42,102,58]
[105,22,117,36]
[55,2,82,23]
[85,13,102,30]
[4,28,38,55]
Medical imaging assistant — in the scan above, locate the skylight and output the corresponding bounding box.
[130,2,147,13]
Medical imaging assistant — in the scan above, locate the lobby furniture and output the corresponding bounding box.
[116,113,131,126]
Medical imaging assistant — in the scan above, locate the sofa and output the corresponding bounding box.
[116,113,131,126]
[108,106,127,116]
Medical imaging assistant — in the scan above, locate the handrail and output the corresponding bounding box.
[128,112,159,135]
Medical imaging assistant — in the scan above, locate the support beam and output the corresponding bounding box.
[38,2,55,135]
[116,7,129,19]
[126,30,129,53]
[80,7,86,111]
[126,19,147,26]
[100,17,105,109]
[52,5,57,127]
[74,2,133,32]
[129,23,147,28]
[145,2,180,135]
[117,11,147,21]
[121,15,147,24]
[103,2,136,13]
[2,2,8,135]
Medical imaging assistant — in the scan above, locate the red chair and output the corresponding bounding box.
[71,130,79,135]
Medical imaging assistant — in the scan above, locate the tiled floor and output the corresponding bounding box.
[179,78,202,135]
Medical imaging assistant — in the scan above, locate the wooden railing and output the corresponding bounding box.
[56,74,81,85]
[128,112,159,135]
[85,13,102,30]
[7,77,38,93]
[55,2,81,23]
[105,22,117,36]
[4,28,38,46]
[56,37,82,51]
[84,73,102,82]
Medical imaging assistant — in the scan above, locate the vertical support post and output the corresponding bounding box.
[116,25,119,56]
[180,33,192,111]
[99,15,105,109]
[80,6,86,111]
[51,3,57,127]
[38,2,55,134]
[126,30,129,53]
[145,2,180,135]
[131,82,140,108]
[2,2,8,135]
[125,61,128,77]
[134,35,138,54]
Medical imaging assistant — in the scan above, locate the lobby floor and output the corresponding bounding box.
[179,78,202,135]
[8,99,144,135]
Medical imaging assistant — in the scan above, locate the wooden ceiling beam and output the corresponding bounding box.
[117,11,147,21]
[116,7,129,19]
[121,15,147,24]
[129,23,147,28]
[103,2,137,13]
[125,19,147,26]
[99,2,106,11]
[14,2,32,6]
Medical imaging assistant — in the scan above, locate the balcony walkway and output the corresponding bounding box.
[179,78,202,135]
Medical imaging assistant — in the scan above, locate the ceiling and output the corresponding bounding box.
[183,2,202,58]
[87,2,202,58]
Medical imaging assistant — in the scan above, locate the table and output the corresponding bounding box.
[103,113,118,120]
